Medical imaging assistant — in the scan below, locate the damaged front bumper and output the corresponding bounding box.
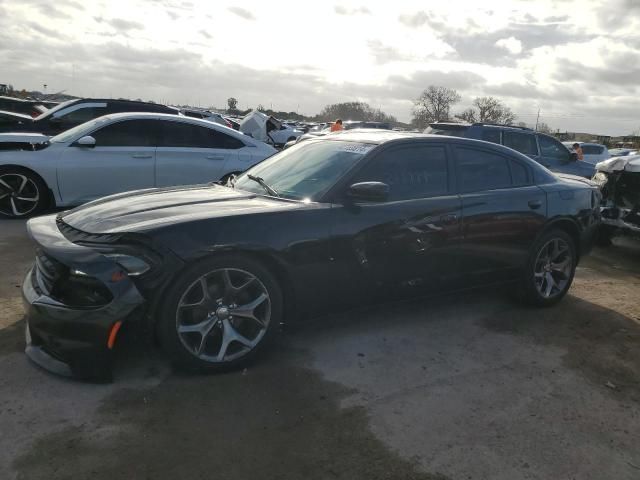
[600,206,640,233]
[22,214,145,382]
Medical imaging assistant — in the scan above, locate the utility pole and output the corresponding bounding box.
[534,106,540,131]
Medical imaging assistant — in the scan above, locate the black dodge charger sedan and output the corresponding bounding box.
[22,131,601,380]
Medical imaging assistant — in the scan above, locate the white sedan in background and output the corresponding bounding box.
[0,112,276,218]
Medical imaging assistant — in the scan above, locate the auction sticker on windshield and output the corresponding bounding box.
[338,143,375,154]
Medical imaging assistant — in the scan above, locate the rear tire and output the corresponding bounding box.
[518,229,577,307]
[157,255,282,373]
[0,166,48,219]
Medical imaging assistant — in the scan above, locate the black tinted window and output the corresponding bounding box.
[481,129,501,144]
[159,121,244,149]
[455,147,512,192]
[353,145,448,201]
[503,131,538,156]
[92,119,158,147]
[510,160,529,186]
[581,145,603,155]
[56,106,106,126]
[538,134,569,160]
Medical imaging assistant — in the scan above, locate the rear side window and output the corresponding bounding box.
[91,119,159,147]
[55,107,106,126]
[538,134,569,160]
[581,145,604,155]
[503,131,538,156]
[159,121,244,149]
[481,129,501,144]
[509,160,529,186]
[454,147,512,192]
[352,145,449,200]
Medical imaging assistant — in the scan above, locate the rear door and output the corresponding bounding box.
[56,119,158,205]
[155,120,242,186]
[453,144,547,285]
[502,130,542,165]
[328,142,463,303]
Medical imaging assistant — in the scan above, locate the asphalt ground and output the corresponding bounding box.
[1,218,639,480]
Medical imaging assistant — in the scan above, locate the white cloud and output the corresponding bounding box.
[495,36,523,55]
[0,0,638,134]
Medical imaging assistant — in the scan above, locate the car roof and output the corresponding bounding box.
[89,112,248,134]
[318,129,431,144]
[64,98,178,110]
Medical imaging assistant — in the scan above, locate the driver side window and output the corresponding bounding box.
[538,134,569,160]
[351,145,449,201]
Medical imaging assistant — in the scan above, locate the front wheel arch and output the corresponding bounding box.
[149,250,295,330]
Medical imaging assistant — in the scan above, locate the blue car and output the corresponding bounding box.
[427,122,595,178]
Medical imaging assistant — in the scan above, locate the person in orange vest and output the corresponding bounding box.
[572,143,584,161]
[330,119,343,132]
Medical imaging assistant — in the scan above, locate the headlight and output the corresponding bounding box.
[104,253,150,276]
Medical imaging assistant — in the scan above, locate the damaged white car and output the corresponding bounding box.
[592,154,640,243]
[240,111,303,147]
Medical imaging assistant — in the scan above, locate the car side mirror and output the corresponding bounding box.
[347,182,389,202]
[74,135,96,148]
[569,152,578,162]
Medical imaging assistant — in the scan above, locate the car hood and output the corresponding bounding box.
[60,185,310,234]
[596,155,640,173]
[0,132,49,143]
[555,173,597,187]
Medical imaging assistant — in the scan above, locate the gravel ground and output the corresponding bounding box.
[1,218,639,480]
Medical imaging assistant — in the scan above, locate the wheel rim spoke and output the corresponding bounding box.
[230,293,268,326]
[217,319,255,361]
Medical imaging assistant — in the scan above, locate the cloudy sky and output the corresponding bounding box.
[1,0,639,134]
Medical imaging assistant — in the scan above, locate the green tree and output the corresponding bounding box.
[227,97,238,113]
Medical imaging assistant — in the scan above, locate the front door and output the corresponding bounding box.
[328,142,463,304]
[56,119,158,205]
[537,134,595,178]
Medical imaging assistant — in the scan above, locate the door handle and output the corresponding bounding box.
[132,154,153,159]
[206,155,225,160]
[528,199,542,210]
[439,213,458,224]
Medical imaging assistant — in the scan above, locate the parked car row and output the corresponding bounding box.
[21,129,601,380]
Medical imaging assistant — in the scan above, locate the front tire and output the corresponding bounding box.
[0,167,48,219]
[157,255,282,373]
[519,229,577,307]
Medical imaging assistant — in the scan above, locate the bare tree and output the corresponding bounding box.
[472,97,516,124]
[455,108,477,123]
[536,122,553,134]
[412,86,461,130]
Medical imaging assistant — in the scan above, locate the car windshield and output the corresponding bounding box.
[49,116,110,143]
[233,140,376,201]
[33,99,76,120]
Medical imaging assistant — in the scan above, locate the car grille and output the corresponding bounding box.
[33,249,67,295]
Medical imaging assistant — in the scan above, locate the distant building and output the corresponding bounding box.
[0,84,8,95]
[556,131,612,145]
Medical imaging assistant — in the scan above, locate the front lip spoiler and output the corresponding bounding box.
[25,321,73,377]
